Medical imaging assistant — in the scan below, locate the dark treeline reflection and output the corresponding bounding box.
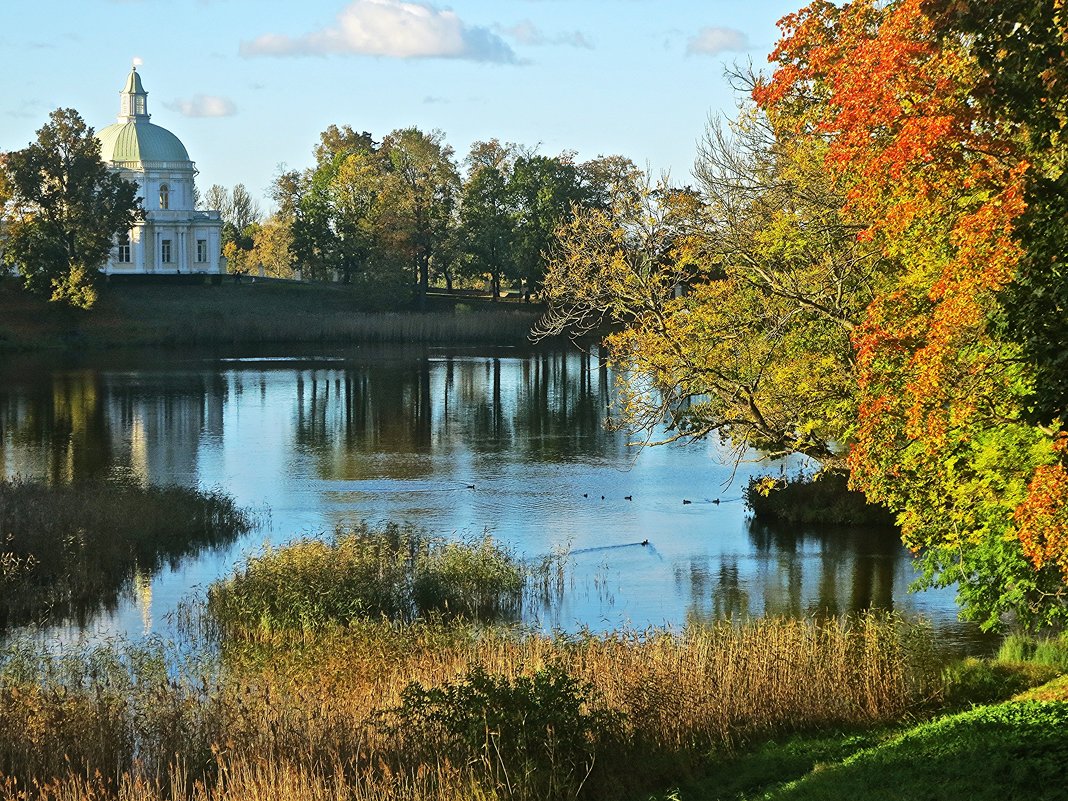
[294,349,621,480]
[0,347,621,486]
[680,521,906,624]
[0,354,225,485]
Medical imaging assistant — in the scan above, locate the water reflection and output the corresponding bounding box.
[0,346,987,651]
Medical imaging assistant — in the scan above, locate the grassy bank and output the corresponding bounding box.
[0,478,252,628]
[0,279,545,351]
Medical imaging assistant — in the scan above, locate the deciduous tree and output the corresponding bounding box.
[1,108,141,307]
[755,0,1067,628]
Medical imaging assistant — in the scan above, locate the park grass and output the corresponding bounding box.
[747,701,1068,801]
[0,279,545,351]
[648,647,1068,801]
[0,477,252,628]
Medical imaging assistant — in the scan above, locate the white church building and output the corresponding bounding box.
[97,67,224,275]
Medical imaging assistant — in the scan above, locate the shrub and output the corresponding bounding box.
[746,470,895,527]
[388,664,619,801]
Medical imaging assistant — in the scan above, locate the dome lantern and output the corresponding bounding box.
[119,65,150,123]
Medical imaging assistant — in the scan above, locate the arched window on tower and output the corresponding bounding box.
[136,96,146,115]
[159,184,169,210]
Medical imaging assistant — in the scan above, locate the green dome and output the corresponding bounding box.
[96,121,191,165]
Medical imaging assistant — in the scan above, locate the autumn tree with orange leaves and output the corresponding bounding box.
[755,0,1067,628]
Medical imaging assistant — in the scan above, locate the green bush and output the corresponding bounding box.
[745,470,895,527]
[388,664,620,801]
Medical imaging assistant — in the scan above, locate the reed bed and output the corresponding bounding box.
[0,280,547,352]
[206,524,530,633]
[184,309,542,346]
[0,613,941,801]
[0,478,252,628]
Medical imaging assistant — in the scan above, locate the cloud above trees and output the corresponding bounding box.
[500,20,592,49]
[686,26,749,56]
[240,0,517,63]
[164,95,237,118]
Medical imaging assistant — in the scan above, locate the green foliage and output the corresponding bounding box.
[745,471,895,526]
[1,108,141,308]
[390,664,618,801]
[457,145,518,298]
[207,523,526,634]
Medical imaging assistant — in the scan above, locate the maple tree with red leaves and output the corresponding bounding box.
[754,0,1067,629]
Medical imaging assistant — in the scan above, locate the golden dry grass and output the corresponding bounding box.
[0,614,939,801]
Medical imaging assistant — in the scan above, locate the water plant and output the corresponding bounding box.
[206,523,528,634]
[0,477,252,628]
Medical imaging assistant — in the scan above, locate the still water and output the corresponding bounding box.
[0,345,987,650]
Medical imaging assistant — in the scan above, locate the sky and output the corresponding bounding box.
[0,0,804,211]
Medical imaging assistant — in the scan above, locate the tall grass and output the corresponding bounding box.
[206,524,529,634]
[996,631,1068,671]
[0,280,546,351]
[0,478,252,628]
[0,613,941,800]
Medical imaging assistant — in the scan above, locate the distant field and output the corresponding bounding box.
[0,277,546,350]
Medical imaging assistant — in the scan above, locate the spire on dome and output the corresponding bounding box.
[118,64,150,123]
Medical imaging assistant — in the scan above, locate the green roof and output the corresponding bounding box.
[96,121,191,165]
[121,68,146,96]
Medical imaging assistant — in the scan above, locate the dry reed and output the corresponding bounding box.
[0,613,939,801]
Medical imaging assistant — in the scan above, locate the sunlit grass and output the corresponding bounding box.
[206,524,531,634]
[0,613,941,800]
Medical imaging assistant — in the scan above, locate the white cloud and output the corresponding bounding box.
[501,20,592,48]
[164,95,237,118]
[686,26,749,56]
[241,0,517,63]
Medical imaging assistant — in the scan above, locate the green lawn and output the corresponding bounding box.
[649,690,1068,801]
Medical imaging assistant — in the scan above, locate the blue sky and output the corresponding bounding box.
[1,0,802,209]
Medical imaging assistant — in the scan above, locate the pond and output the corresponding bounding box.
[0,345,990,651]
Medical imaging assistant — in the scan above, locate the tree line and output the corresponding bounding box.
[538,0,1068,631]
[0,113,638,310]
[198,126,640,309]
